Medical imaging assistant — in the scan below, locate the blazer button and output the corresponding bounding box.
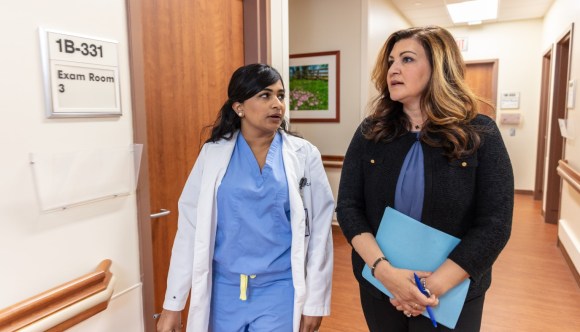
[461,161,467,167]
[370,159,375,164]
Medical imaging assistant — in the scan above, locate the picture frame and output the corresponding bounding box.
[289,51,340,123]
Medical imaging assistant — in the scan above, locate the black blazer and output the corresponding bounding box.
[336,114,514,300]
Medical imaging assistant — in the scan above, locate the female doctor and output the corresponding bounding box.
[156,63,335,332]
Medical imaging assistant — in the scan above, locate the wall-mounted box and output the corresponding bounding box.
[499,113,521,125]
[568,79,576,109]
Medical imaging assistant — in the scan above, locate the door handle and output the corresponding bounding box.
[150,209,171,219]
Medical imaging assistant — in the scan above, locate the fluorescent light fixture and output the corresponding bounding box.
[446,0,498,24]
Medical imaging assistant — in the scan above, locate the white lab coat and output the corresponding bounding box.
[163,131,335,332]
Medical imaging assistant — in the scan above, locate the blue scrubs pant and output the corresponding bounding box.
[209,272,294,332]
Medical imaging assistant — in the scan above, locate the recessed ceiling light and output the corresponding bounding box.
[446,0,498,24]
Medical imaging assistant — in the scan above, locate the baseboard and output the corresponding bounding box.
[558,220,580,288]
[514,189,533,195]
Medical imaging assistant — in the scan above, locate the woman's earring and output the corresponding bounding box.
[238,112,244,117]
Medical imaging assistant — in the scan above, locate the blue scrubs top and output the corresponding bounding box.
[213,132,292,282]
[394,132,425,220]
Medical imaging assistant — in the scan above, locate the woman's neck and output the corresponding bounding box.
[241,129,276,170]
[403,106,426,130]
[241,128,276,149]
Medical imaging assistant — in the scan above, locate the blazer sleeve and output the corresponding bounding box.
[302,144,335,316]
[336,124,374,242]
[162,144,208,310]
[448,118,514,282]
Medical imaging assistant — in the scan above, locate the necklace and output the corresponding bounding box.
[415,124,420,130]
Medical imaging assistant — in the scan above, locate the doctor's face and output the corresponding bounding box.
[236,80,286,137]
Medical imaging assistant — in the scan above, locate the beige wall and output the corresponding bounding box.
[289,0,543,198]
[289,0,363,155]
[0,0,143,329]
[448,20,543,191]
[364,0,411,113]
[289,0,409,206]
[289,0,362,209]
[543,0,580,275]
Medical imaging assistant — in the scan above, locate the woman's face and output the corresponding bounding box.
[387,38,432,109]
[236,80,286,137]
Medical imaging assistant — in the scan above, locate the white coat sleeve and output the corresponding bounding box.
[162,145,208,310]
[302,145,335,316]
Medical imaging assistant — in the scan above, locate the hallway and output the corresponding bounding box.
[322,194,580,331]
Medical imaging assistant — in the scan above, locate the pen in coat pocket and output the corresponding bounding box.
[299,177,310,236]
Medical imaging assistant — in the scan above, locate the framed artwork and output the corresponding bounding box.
[289,51,340,122]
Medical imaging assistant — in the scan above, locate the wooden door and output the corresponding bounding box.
[127,0,245,330]
[465,60,498,119]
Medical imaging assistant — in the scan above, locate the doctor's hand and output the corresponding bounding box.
[156,309,182,332]
[300,315,322,332]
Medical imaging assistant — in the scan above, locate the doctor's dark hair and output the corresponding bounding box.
[205,63,290,143]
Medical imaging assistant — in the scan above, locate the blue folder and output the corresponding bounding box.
[362,207,470,329]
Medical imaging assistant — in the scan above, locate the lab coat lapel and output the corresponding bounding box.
[282,133,306,213]
[281,133,308,308]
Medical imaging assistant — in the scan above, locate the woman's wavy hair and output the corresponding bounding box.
[365,25,487,159]
[205,63,290,143]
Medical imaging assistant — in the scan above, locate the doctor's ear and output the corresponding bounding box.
[232,102,242,111]
[232,102,244,118]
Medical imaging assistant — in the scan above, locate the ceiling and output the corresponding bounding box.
[389,0,556,28]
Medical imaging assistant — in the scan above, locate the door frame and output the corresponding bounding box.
[533,48,552,201]
[543,23,573,224]
[125,0,269,330]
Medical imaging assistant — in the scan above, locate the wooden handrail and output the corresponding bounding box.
[557,160,580,193]
[0,260,113,332]
[322,155,344,169]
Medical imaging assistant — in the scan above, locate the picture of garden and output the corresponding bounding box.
[289,64,329,111]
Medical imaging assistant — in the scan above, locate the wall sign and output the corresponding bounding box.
[500,92,520,109]
[455,37,468,52]
[39,28,121,118]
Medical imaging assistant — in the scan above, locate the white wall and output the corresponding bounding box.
[271,0,290,104]
[288,0,362,213]
[447,20,544,191]
[365,0,411,114]
[543,0,580,275]
[0,0,143,330]
[289,0,363,155]
[288,0,409,209]
[289,1,544,194]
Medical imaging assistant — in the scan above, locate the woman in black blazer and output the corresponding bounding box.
[336,26,514,332]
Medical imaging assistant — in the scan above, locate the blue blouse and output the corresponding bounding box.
[394,133,425,221]
[213,132,292,282]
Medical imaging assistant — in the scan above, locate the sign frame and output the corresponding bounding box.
[500,91,520,109]
[39,28,122,118]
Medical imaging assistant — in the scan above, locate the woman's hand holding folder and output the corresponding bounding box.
[351,232,439,317]
[372,263,439,317]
